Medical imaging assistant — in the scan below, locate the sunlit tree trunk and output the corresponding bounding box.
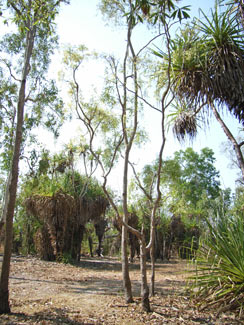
[140,228,150,312]
[122,144,133,302]
[120,2,135,303]
[121,225,133,302]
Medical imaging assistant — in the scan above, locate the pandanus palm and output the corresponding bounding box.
[171,2,244,123]
[157,1,244,178]
[223,0,244,27]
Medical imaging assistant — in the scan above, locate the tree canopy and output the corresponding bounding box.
[136,147,222,222]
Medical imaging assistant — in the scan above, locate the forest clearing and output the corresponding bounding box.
[0,254,241,325]
[1,0,244,321]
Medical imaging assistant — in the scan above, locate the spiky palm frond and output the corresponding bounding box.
[172,111,198,141]
[220,0,244,29]
[197,3,244,122]
[189,213,244,314]
[158,26,210,106]
[208,43,244,122]
[168,100,198,141]
[198,1,243,49]
[163,3,244,124]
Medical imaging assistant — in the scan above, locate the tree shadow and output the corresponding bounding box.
[0,308,92,325]
[6,255,188,298]
[76,256,177,272]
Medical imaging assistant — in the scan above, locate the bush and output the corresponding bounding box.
[189,213,244,315]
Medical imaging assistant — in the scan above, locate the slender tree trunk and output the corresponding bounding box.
[0,94,25,314]
[0,26,35,314]
[211,104,244,180]
[150,238,155,297]
[121,140,133,302]
[121,224,133,303]
[88,236,93,257]
[120,7,134,303]
[140,230,150,312]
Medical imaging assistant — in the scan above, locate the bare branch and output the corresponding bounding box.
[0,59,21,82]
[129,160,152,202]
[7,1,22,17]
[137,32,166,57]
[238,141,244,148]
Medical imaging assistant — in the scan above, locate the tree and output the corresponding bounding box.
[17,148,108,262]
[140,147,221,220]
[0,0,69,314]
[221,137,244,185]
[61,0,190,311]
[171,148,221,208]
[159,1,244,181]
[132,147,228,261]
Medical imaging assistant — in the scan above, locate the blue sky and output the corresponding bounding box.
[44,0,241,192]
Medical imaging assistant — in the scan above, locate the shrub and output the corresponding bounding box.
[189,213,244,315]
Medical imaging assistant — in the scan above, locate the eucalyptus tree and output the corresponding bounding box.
[62,9,146,311]
[116,0,190,298]
[0,0,69,314]
[62,0,190,311]
[158,1,244,181]
[62,43,141,305]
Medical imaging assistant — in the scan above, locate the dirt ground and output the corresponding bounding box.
[0,255,242,324]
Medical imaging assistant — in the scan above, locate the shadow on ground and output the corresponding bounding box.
[0,309,88,325]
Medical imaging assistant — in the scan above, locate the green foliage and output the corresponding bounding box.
[6,0,70,35]
[21,167,105,200]
[99,0,190,27]
[56,252,75,265]
[204,187,232,224]
[189,213,244,314]
[138,147,222,223]
[13,200,42,255]
[17,148,107,256]
[23,175,59,197]
[173,147,221,202]
[0,0,69,176]
[130,148,230,262]
[62,171,105,199]
[160,1,244,133]
[232,186,244,218]
[222,0,244,28]
[62,44,89,69]
[197,1,243,49]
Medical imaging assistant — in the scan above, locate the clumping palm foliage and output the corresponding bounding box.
[225,0,244,28]
[189,214,244,315]
[17,157,109,261]
[198,3,244,122]
[160,1,244,139]
[169,102,198,141]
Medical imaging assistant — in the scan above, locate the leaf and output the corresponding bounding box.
[183,11,190,19]
[177,10,182,22]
